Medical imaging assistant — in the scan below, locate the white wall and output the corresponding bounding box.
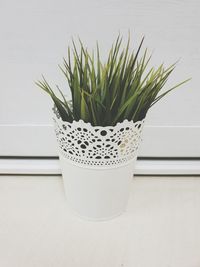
[0,0,199,157]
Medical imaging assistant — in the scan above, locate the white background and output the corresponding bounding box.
[0,0,199,157]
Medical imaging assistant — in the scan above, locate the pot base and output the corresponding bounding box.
[66,202,125,222]
[59,155,136,221]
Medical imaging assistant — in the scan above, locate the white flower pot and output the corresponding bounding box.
[59,155,136,220]
[53,109,145,221]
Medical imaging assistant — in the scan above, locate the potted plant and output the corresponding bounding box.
[36,35,189,220]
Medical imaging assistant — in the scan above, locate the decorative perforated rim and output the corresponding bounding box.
[53,108,145,168]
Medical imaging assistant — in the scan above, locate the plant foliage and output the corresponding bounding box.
[36,35,190,126]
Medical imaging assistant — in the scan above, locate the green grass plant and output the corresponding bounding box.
[36,35,190,126]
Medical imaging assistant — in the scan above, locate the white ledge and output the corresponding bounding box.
[0,158,199,175]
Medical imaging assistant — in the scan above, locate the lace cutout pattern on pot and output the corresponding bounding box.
[53,112,145,167]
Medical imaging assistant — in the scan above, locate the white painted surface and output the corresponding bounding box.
[1,158,200,175]
[0,176,200,267]
[0,0,199,156]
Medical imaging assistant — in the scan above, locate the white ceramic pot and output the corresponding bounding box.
[59,155,136,220]
[53,108,145,221]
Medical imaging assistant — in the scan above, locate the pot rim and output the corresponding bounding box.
[59,153,137,170]
[53,106,145,169]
